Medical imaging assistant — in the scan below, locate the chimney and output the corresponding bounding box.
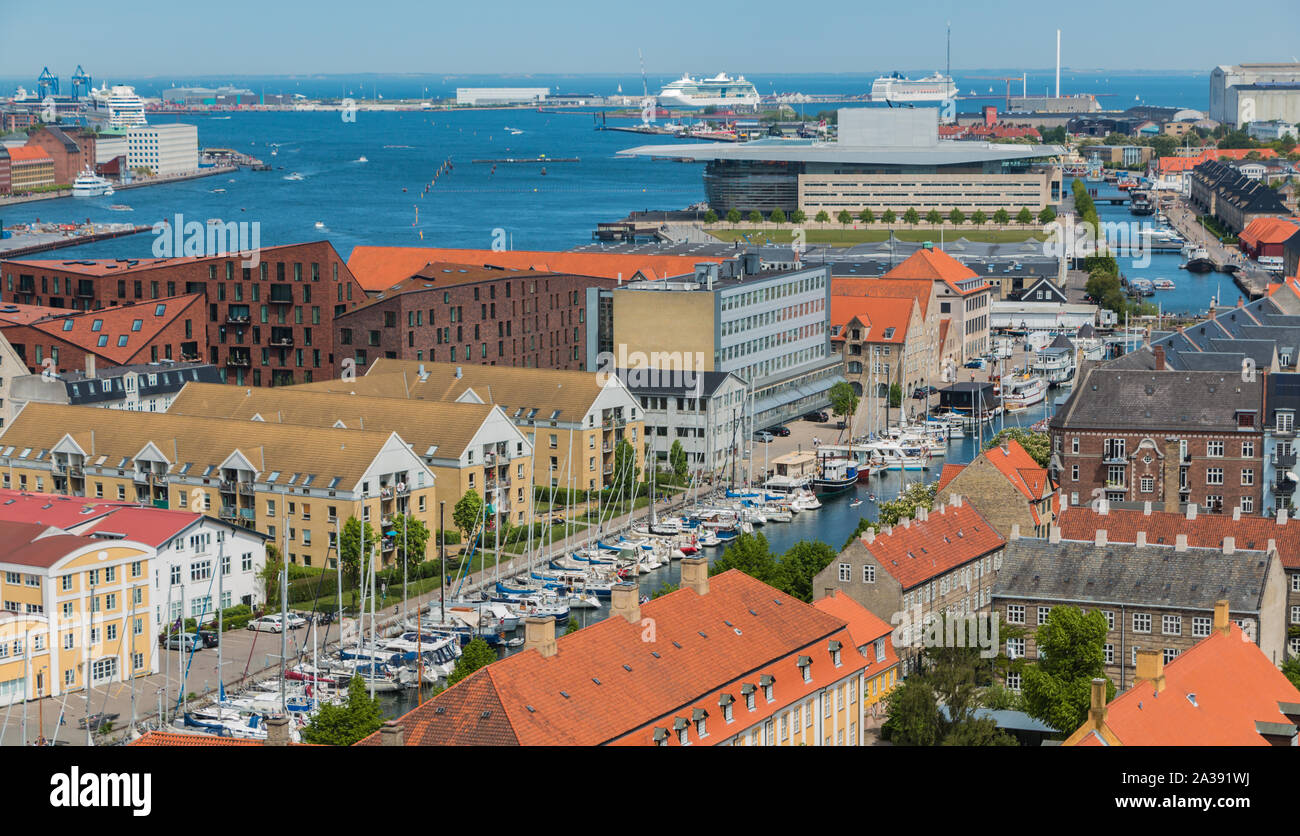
[1087,678,1108,727]
[610,582,641,624]
[1009,523,1021,541]
[950,494,963,507]
[1143,501,1152,516]
[1098,499,1109,516]
[265,714,291,747]
[1174,533,1188,551]
[864,528,876,544]
[1278,507,1289,525]
[1267,538,1276,554]
[380,720,405,747]
[1048,524,1061,543]
[1153,345,1166,371]
[455,366,463,379]
[1136,531,1147,547]
[524,616,557,658]
[1232,506,1241,521]
[1186,503,1197,521]
[1000,436,1010,454]
[1223,536,1235,555]
[85,355,96,379]
[1095,529,1107,547]
[1135,648,1166,693]
[916,506,928,522]
[1162,439,1181,513]
[680,556,709,596]
[1213,599,1231,635]
[900,516,911,529]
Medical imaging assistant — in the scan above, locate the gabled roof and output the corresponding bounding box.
[1070,623,1300,746]
[811,589,896,652]
[7,145,51,162]
[1,295,205,365]
[1239,216,1300,248]
[882,246,989,295]
[131,731,266,747]
[936,463,966,491]
[1058,506,1300,570]
[857,498,1005,590]
[829,295,915,344]
[982,438,1051,501]
[0,520,99,569]
[829,277,932,318]
[1052,366,1263,432]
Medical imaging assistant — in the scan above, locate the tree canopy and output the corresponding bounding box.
[984,428,1051,468]
[300,675,384,746]
[1021,606,1115,736]
[829,380,859,419]
[843,482,937,549]
[452,489,483,542]
[446,637,498,687]
[709,533,837,603]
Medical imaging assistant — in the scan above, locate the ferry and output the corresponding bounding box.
[1152,278,1176,290]
[657,73,760,109]
[71,169,114,197]
[1000,374,1048,410]
[1183,246,1215,273]
[869,71,957,103]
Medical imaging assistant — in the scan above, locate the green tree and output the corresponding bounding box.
[565,619,581,634]
[452,489,483,544]
[340,518,377,582]
[388,513,430,571]
[446,637,498,687]
[902,208,920,227]
[790,209,807,224]
[815,210,830,223]
[726,208,741,224]
[256,544,284,608]
[843,481,937,548]
[993,208,1010,226]
[651,581,680,599]
[610,438,640,497]
[948,208,966,226]
[881,676,940,745]
[668,439,689,482]
[925,209,943,226]
[1283,655,1300,690]
[703,209,718,224]
[829,380,859,420]
[1021,607,1115,736]
[858,208,875,225]
[1037,206,1057,225]
[837,209,853,226]
[881,209,897,225]
[971,210,987,227]
[300,675,384,746]
[984,428,1051,467]
[1015,207,1034,225]
[777,540,837,602]
[769,207,786,224]
[889,381,902,408]
[710,532,779,585]
[747,210,763,224]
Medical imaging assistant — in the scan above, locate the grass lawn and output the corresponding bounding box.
[707,227,1048,246]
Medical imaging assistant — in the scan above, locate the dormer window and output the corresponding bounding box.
[719,694,734,723]
[652,727,668,746]
[829,640,843,667]
[693,708,708,738]
[1279,411,1295,433]
[741,683,756,711]
[798,655,812,683]
[673,717,689,746]
[760,673,775,702]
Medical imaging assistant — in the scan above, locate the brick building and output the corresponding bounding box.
[1049,364,1266,515]
[7,145,54,192]
[936,437,1058,538]
[334,262,615,373]
[0,241,368,385]
[24,125,97,184]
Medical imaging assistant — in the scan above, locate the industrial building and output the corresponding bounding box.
[1210,63,1300,127]
[455,87,549,106]
[126,123,198,177]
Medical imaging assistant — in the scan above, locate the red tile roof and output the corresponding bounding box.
[1070,623,1300,746]
[0,489,122,529]
[0,520,98,568]
[982,438,1050,501]
[883,247,977,282]
[0,302,66,326]
[812,589,896,651]
[2,294,204,365]
[858,498,1005,589]
[1058,506,1300,569]
[74,506,206,548]
[131,731,266,747]
[829,295,914,344]
[1239,216,1300,248]
[829,277,932,318]
[936,463,966,491]
[7,146,51,163]
[346,247,723,292]
[4,244,338,277]
[358,570,874,746]
[1156,147,1280,175]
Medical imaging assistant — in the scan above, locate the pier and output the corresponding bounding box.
[471,157,579,164]
[0,222,151,257]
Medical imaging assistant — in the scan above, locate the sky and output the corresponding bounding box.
[2,0,1298,77]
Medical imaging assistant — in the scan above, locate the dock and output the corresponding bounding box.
[471,157,579,164]
[0,223,151,257]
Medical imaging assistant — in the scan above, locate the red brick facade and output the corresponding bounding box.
[334,264,614,373]
[24,126,95,184]
[1,241,369,386]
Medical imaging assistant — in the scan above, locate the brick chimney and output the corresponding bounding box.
[1187,503,1198,521]
[1223,536,1235,555]
[1153,345,1166,371]
[1162,439,1181,513]
[1136,531,1147,547]
[610,582,641,624]
[1009,523,1021,541]
[1175,533,1188,551]
[1135,648,1166,693]
[1048,524,1061,543]
[1087,677,1109,727]
[380,720,405,746]
[265,714,291,746]
[680,556,709,596]
[1214,599,1231,635]
[524,616,557,658]
[1095,529,1107,547]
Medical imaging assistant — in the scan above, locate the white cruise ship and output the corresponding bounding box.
[89,84,148,128]
[869,72,957,103]
[72,169,114,197]
[657,73,760,109]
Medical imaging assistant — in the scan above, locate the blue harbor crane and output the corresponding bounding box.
[70,66,92,100]
[37,67,59,98]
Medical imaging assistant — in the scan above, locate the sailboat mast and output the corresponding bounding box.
[280,495,289,715]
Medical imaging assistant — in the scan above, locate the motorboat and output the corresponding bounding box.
[999,374,1048,411]
[72,169,115,197]
[813,458,858,495]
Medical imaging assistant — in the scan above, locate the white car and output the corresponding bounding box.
[285,613,308,630]
[247,615,285,633]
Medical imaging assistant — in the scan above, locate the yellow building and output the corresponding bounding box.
[295,359,645,493]
[0,521,155,708]
[0,403,437,568]
[167,382,533,526]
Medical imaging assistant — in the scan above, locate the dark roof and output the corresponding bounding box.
[62,364,222,405]
[1105,297,1300,373]
[993,537,1274,613]
[1265,372,1300,424]
[618,370,740,398]
[1051,366,1263,431]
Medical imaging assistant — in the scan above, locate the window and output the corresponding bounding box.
[1162,615,1182,635]
[1242,441,1254,458]
[1006,671,1021,692]
[1241,468,1254,486]
[1206,467,1224,485]
[1278,412,1295,433]
[1104,643,1114,664]
[1290,605,1300,625]
[838,563,851,582]
[1163,648,1179,664]
[863,564,875,583]
[1006,638,1025,659]
[1006,604,1025,624]
[1206,440,1224,457]
[1037,606,1051,626]
[1133,613,1151,633]
[1140,476,1153,493]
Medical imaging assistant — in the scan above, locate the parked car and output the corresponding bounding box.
[803,411,829,423]
[769,426,792,437]
[159,633,204,651]
[912,385,940,399]
[964,358,987,370]
[285,613,308,630]
[196,630,220,648]
[247,615,285,633]
[753,430,774,443]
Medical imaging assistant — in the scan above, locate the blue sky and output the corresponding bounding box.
[2,0,1298,76]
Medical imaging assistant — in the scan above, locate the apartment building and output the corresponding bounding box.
[356,563,900,746]
[813,495,1007,673]
[993,530,1287,692]
[624,369,749,478]
[0,241,370,384]
[167,382,533,526]
[295,358,644,493]
[0,403,437,568]
[1049,365,1266,515]
[936,437,1057,538]
[830,294,928,401]
[6,359,221,425]
[6,146,54,192]
[126,123,198,177]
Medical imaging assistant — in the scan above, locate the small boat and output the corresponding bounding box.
[314,221,325,229]
[206,218,223,225]
[1152,278,1175,290]
[357,155,369,162]
[71,169,114,197]
[849,499,863,508]
[284,172,304,181]
[867,493,877,502]
[814,458,858,495]
[1183,247,1214,273]
[211,188,225,193]
[108,204,133,211]
[1000,374,1048,410]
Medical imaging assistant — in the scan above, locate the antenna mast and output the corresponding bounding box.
[639,49,648,99]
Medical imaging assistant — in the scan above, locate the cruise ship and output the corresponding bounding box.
[869,72,958,103]
[657,73,760,109]
[89,84,147,128]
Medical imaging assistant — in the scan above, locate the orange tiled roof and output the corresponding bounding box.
[1157,147,1280,175]
[936,463,965,491]
[1070,623,1300,746]
[982,438,1050,501]
[346,247,724,292]
[1239,216,1300,248]
[830,295,914,344]
[882,247,990,295]
[7,145,51,162]
[131,731,266,746]
[812,589,896,650]
[0,302,65,326]
[1058,506,1300,569]
[858,498,1005,590]
[3,294,204,365]
[829,277,932,318]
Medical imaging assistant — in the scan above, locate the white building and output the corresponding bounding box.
[1210,64,1300,126]
[1248,120,1298,142]
[623,370,749,478]
[7,360,221,427]
[455,87,549,106]
[127,124,198,177]
[990,300,1099,332]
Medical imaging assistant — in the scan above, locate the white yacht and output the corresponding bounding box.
[870,72,957,103]
[1000,374,1048,410]
[71,169,114,197]
[657,73,760,109]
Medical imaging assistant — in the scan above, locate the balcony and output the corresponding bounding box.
[219,479,236,493]
[381,537,396,552]
[1272,450,1298,469]
[218,506,240,521]
[226,354,252,368]
[269,337,295,347]
[237,482,255,496]
[1101,453,1127,465]
[226,315,251,325]
[1103,479,1127,490]
[132,471,149,485]
[69,464,83,477]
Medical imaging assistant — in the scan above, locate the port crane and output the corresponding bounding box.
[37,67,59,98]
[70,66,92,100]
